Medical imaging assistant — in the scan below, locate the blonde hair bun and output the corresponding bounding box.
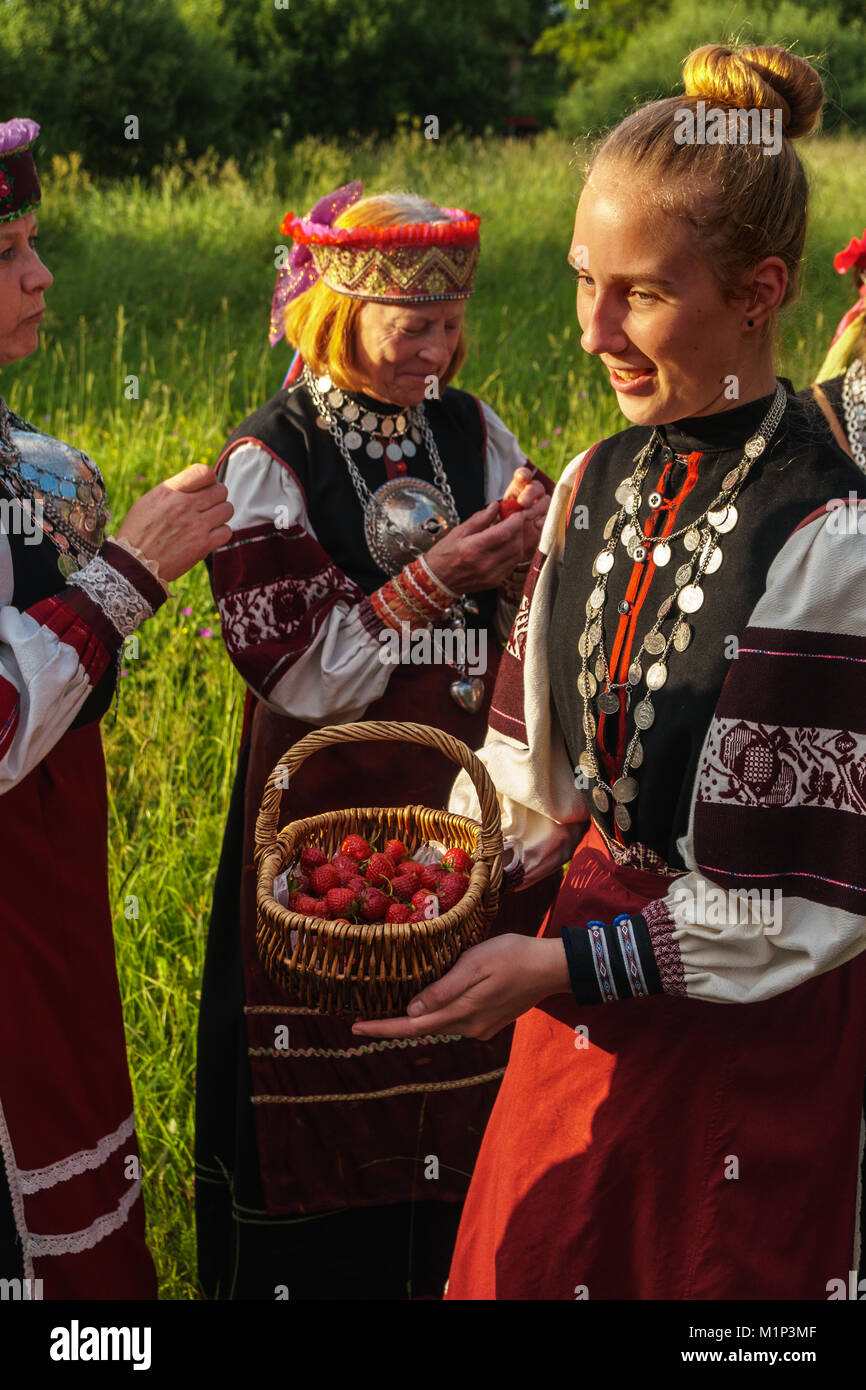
[682,43,823,139]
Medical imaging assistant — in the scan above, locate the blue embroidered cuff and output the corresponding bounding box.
[561,914,662,1004]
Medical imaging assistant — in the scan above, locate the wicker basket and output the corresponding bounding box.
[254,720,503,1017]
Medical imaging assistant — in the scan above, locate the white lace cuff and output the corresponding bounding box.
[107,534,172,596]
[67,554,156,638]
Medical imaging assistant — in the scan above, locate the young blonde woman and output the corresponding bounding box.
[355,45,866,1300]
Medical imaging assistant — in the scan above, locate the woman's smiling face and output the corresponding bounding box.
[570,171,781,426]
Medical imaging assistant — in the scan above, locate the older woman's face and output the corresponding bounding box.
[0,213,53,366]
[353,300,465,406]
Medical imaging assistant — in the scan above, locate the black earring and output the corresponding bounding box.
[747,319,755,327]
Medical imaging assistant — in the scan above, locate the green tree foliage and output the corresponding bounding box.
[550,0,866,137]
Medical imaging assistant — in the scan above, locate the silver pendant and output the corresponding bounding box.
[684,527,701,551]
[361,412,378,432]
[598,690,620,714]
[578,670,597,698]
[621,523,637,548]
[395,414,408,433]
[364,477,453,570]
[612,775,638,804]
[402,439,417,458]
[327,389,344,408]
[627,660,642,686]
[630,738,644,768]
[722,468,740,490]
[410,426,422,445]
[595,549,614,574]
[614,481,635,506]
[366,440,384,460]
[677,584,704,614]
[381,417,394,437]
[315,415,330,431]
[316,374,332,392]
[604,513,619,540]
[592,786,610,813]
[589,586,606,610]
[588,619,602,647]
[646,661,668,691]
[673,621,691,652]
[385,442,403,463]
[578,631,593,658]
[614,803,632,832]
[343,402,360,422]
[652,541,671,567]
[675,563,693,587]
[344,430,362,451]
[714,504,738,535]
[700,540,723,574]
[450,676,485,713]
[634,699,655,730]
[744,436,765,459]
[584,709,596,737]
[644,630,666,655]
[594,655,607,683]
[657,595,675,620]
[579,751,596,777]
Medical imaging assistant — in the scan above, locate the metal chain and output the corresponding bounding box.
[842,358,866,475]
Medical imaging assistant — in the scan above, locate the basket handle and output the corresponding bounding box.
[254,719,503,864]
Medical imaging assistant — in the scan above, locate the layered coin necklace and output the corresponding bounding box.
[303,366,485,711]
[842,358,866,475]
[577,382,787,833]
[0,398,109,576]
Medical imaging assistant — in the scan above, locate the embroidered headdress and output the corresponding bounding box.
[0,118,41,224]
[269,180,480,345]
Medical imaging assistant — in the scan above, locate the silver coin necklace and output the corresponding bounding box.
[576,382,787,833]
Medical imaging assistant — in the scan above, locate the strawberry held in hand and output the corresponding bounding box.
[498,497,524,520]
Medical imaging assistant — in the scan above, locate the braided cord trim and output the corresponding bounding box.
[251,1067,506,1104]
[249,1033,463,1060]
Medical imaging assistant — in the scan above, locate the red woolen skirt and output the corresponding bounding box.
[445,824,866,1300]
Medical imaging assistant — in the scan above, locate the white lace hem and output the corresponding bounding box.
[108,533,171,596]
[17,1111,136,1194]
[28,1178,142,1259]
[66,554,154,638]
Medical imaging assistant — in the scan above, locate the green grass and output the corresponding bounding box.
[3,130,864,1297]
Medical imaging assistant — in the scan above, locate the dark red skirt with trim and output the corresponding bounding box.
[445,823,866,1300]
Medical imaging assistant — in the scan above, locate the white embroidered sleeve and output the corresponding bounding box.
[217,443,392,723]
[640,506,866,1004]
[448,452,593,884]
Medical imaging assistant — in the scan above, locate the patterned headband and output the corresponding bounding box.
[269,180,480,345]
[0,118,41,225]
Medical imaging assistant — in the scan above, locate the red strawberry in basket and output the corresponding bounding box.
[301,846,327,872]
[442,846,473,874]
[366,852,397,886]
[385,902,412,924]
[309,898,329,919]
[345,874,366,896]
[388,873,414,901]
[291,892,320,916]
[309,863,340,896]
[341,834,373,862]
[418,864,441,890]
[331,854,361,885]
[437,872,468,912]
[385,839,407,864]
[326,886,359,918]
[411,890,440,919]
[397,861,424,890]
[360,887,390,921]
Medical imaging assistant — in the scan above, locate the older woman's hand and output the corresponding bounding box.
[425,482,549,592]
[351,935,572,1042]
[116,464,234,582]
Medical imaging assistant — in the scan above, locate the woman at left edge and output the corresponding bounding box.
[0,119,234,1297]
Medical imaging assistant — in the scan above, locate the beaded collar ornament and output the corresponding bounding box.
[576,382,787,834]
[0,118,41,224]
[0,399,109,575]
[842,359,866,475]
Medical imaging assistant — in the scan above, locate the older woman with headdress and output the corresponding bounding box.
[355,45,866,1301]
[0,119,233,1297]
[194,184,559,1299]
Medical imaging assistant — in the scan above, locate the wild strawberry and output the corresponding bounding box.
[300,845,327,871]
[411,890,440,919]
[390,874,416,901]
[498,497,523,519]
[360,887,390,922]
[341,834,373,862]
[309,863,340,896]
[385,902,412,923]
[442,846,473,874]
[437,873,468,912]
[397,861,424,889]
[331,853,361,885]
[366,852,397,886]
[384,839,407,864]
[291,892,320,915]
[326,886,359,917]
